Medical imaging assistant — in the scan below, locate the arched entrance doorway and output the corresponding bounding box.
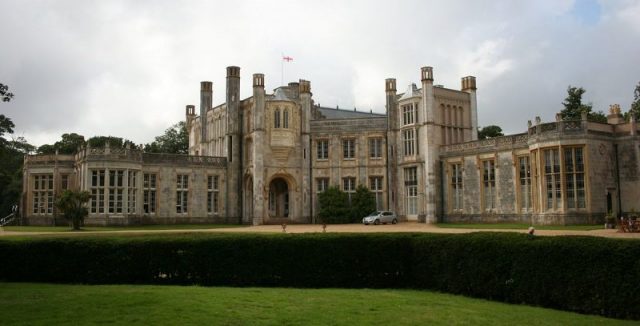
[268,178,289,218]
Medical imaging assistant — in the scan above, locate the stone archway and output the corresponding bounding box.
[268,177,289,218]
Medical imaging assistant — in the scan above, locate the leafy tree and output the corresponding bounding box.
[350,184,376,222]
[0,83,14,102]
[38,134,135,154]
[36,144,58,155]
[560,85,607,123]
[0,114,15,144]
[87,136,135,149]
[38,133,86,154]
[144,121,188,154]
[588,111,607,123]
[317,186,350,224]
[478,125,503,140]
[55,190,90,230]
[0,115,34,218]
[624,81,640,122]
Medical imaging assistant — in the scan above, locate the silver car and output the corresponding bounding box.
[362,211,398,225]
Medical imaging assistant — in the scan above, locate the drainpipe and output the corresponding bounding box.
[309,136,314,224]
[614,144,622,217]
[439,160,445,222]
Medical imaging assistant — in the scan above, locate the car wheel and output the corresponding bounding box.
[392,218,398,224]
[374,219,380,225]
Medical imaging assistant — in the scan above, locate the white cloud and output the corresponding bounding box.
[0,0,638,146]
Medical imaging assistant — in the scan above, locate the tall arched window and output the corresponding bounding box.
[274,108,281,128]
[283,109,289,128]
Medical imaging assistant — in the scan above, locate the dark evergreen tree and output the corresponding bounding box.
[478,125,503,139]
[317,186,350,224]
[350,184,376,222]
[560,85,606,123]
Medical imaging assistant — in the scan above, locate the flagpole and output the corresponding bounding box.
[281,53,284,86]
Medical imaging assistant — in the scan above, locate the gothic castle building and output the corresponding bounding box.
[22,66,640,225]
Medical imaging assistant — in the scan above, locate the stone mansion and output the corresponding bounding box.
[22,66,640,225]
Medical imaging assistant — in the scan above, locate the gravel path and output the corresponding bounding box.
[1,222,639,239]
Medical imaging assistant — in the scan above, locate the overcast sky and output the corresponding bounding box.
[1,0,639,147]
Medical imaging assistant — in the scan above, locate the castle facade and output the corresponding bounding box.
[21,66,640,225]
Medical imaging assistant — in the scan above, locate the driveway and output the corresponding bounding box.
[1,222,638,239]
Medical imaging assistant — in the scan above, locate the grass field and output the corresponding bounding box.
[2,224,244,232]
[0,283,632,325]
[436,223,603,231]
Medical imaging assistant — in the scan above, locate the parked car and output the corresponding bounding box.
[362,211,398,225]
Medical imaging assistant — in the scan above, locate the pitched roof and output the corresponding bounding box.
[312,106,386,120]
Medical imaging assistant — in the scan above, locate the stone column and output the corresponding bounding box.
[421,66,439,223]
[200,81,213,154]
[252,73,266,225]
[385,78,399,214]
[299,80,312,223]
[225,66,242,223]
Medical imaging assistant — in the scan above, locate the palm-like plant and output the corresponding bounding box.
[55,190,90,230]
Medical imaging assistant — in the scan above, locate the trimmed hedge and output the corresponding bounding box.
[1,233,639,319]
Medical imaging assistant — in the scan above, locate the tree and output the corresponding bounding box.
[0,114,15,144]
[0,115,34,218]
[37,134,136,155]
[317,186,350,224]
[560,85,607,123]
[478,125,503,140]
[624,81,640,122]
[0,83,14,102]
[38,133,86,154]
[87,136,135,149]
[350,185,376,222]
[144,121,188,154]
[55,190,90,230]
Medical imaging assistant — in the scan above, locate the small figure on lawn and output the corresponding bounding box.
[527,226,535,239]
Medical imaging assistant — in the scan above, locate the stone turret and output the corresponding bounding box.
[461,76,478,140]
[385,77,398,213]
[185,104,195,133]
[299,79,312,222]
[385,78,398,131]
[252,73,266,225]
[226,66,242,223]
[421,66,434,123]
[200,82,212,143]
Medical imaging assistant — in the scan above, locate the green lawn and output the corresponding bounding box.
[436,223,603,231]
[2,224,244,232]
[0,283,632,325]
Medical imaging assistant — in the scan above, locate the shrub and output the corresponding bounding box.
[317,186,350,223]
[0,233,639,319]
[350,185,376,222]
[55,190,90,230]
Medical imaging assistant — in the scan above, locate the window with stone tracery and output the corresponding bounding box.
[274,108,281,128]
[32,174,53,215]
[283,109,289,128]
[482,160,496,211]
[176,174,189,214]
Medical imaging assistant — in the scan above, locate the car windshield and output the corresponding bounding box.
[367,212,380,217]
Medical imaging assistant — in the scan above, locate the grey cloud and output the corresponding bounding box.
[1,0,638,146]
